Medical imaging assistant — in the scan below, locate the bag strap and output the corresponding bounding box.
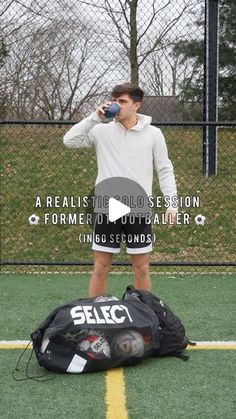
[122,285,136,299]
[123,285,159,310]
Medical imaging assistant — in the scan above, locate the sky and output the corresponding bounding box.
[1,0,205,115]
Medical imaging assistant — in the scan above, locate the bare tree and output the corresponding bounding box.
[1,0,113,119]
[144,47,182,96]
[2,17,110,119]
[98,0,195,84]
[1,0,202,119]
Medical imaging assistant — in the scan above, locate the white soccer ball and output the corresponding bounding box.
[94,295,119,302]
[194,214,206,226]
[28,214,40,225]
[112,330,145,357]
[77,330,111,360]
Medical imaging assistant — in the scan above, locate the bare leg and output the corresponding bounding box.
[88,250,113,297]
[130,253,152,290]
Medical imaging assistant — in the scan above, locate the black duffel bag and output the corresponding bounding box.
[31,294,160,373]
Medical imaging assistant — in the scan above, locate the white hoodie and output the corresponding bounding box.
[63,112,178,211]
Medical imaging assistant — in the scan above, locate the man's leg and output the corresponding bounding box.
[88,250,113,297]
[130,252,152,291]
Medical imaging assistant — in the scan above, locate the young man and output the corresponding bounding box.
[63,83,178,297]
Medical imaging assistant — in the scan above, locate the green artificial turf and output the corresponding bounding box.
[0,273,235,419]
[0,274,235,340]
[0,349,106,419]
[125,351,236,419]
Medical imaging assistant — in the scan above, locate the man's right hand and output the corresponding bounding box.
[96,101,112,120]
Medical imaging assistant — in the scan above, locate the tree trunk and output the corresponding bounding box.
[129,0,139,84]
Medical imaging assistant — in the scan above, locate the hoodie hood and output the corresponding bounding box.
[115,113,152,131]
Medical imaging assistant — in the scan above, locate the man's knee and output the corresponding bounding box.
[93,253,112,279]
[132,260,150,277]
[94,263,111,278]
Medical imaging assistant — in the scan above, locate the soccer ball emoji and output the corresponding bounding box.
[194,214,206,226]
[28,214,40,225]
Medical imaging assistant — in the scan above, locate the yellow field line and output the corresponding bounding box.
[0,345,33,349]
[188,345,236,350]
[106,368,128,419]
[0,340,236,350]
[187,342,236,350]
[0,340,33,349]
[1,340,236,351]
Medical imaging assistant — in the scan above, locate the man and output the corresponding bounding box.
[63,83,178,297]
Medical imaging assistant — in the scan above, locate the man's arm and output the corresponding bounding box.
[153,129,178,226]
[63,101,112,148]
[63,112,101,148]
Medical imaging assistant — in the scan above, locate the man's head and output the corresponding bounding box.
[110,83,144,121]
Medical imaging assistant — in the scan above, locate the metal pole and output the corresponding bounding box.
[203,0,219,177]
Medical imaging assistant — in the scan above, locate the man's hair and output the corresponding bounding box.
[111,83,144,103]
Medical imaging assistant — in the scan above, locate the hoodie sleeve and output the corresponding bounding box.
[63,111,102,148]
[153,128,178,212]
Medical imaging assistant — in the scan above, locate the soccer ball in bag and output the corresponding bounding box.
[94,295,119,302]
[194,214,206,226]
[77,330,111,360]
[112,330,145,357]
[28,214,40,225]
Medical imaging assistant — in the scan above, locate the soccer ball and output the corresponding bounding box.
[28,214,40,225]
[94,295,119,302]
[112,330,145,357]
[194,214,206,226]
[77,330,111,360]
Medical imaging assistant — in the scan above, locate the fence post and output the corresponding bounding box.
[203,0,219,177]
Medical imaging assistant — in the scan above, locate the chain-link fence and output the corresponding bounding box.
[1,0,206,121]
[1,1,236,272]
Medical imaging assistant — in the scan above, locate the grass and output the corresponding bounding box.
[1,349,106,419]
[0,273,235,419]
[1,350,235,419]
[0,125,236,265]
[125,351,236,419]
[0,273,235,341]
